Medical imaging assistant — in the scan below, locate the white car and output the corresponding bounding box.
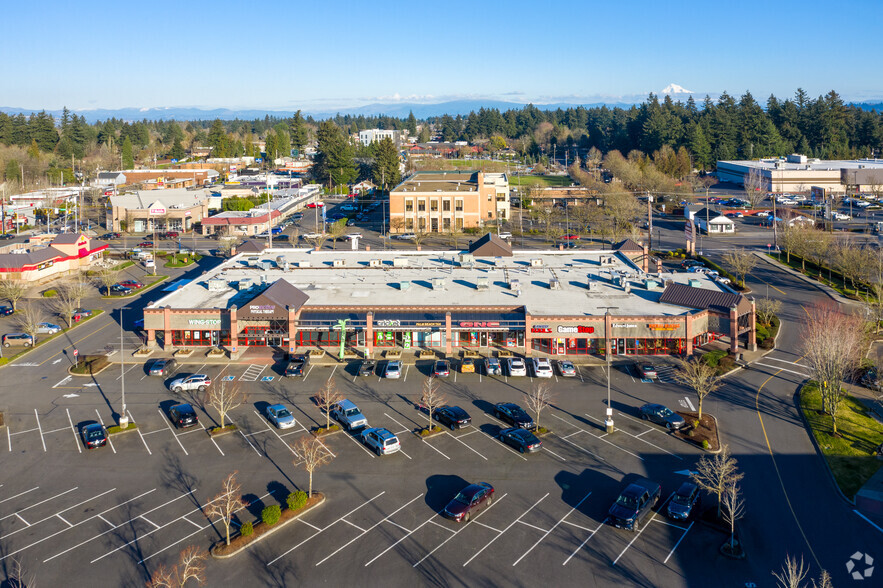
[143,259,155,269]
[507,357,527,376]
[344,233,362,240]
[384,360,401,379]
[498,232,513,239]
[832,213,851,221]
[531,358,553,378]
[169,374,211,393]
[36,322,62,334]
[395,233,417,240]
[855,201,872,208]
[301,232,326,239]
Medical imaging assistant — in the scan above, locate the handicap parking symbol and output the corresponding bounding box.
[261,376,275,382]
[221,375,235,382]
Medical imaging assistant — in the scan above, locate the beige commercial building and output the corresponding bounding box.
[717,155,883,194]
[389,170,510,233]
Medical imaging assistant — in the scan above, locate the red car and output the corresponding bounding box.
[561,234,580,240]
[442,482,495,522]
[138,241,154,247]
[120,280,143,289]
[306,202,325,208]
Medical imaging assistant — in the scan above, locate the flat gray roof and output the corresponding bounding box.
[149,248,734,318]
[720,159,883,172]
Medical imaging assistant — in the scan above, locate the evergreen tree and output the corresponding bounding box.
[687,122,713,169]
[289,110,308,152]
[5,159,21,182]
[121,136,134,169]
[315,120,357,188]
[29,111,58,152]
[417,126,430,143]
[372,137,401,190]
[406,111,417,136]
[169,137,185,160]
[207,119,226,152]
[274,123,291,158]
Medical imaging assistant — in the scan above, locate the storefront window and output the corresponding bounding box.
[172,330,230,346]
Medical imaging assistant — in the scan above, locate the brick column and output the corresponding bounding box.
[642,245,649,272]
[605,312,613,358]
[524,312,532,357]
[163,307,172,350]
[147,329,156,348]
[445,312,452,355]
[729,305,739,354]
[229,306,239,354]
[287,306,297,355]
[366,312,374,358]
[748,298,757,351]
[685,313,693,356]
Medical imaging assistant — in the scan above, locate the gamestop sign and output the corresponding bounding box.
[557,325,595,334]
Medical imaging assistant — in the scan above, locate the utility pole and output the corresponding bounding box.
[600,306,618,434]
[118,308,129,428]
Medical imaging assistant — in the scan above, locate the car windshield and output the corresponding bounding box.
[672,492,693,505]
[344,408,361,417]
[453,491,472,504]
[275,409,291,419]
[616,495,638,509]
[659,407,675,418]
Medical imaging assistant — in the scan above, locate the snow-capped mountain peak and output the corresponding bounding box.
[661,83,693,94]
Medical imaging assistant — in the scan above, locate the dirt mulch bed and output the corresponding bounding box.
[211,493,325,558]
[415,425,445,439]
[673,412,721,452]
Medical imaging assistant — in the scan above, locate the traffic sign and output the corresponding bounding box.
[73,348,79,357]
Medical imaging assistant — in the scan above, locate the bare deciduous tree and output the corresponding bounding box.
[800,304,866,435]
[205,472,246,547]
[411,228,432,248]
[305,232,328,250]
[66,276,91,307]
[293,435,333,497]
[420,376,446,430]
[864,282,883,335]
[326,219,346,250]
[772,554,809,588]
[720,479,745,552]
[755,297,782,327]
[204,381,245,429]
[146,545,206,587]
[314,377,341,430]
[444,226,464,249]
[8,557,36,588]
[691,444,743,518]
[673,357,721,420]
[0,280,28,311]
[722,248,758,287]
[52,282,80,328]
[525,382,554,430]
[95,266,118,295]
[16,302,45,344]
[743,167,766,208]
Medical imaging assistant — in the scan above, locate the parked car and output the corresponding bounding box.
[147,358,177,377]
[0,305,13,316]
[507,357,527,376]
[639,403,686,430]
[360,427,401,456]
[459,358,475,373]
[70,308,93,320]
[384,360,401,379]
[36,322,62,335]
[81,423,108,449]
[442,482,495,523]
[607,478,661,531]
[680,259,704,269]
[305,201,324,208]
[433,360,450,378]
[301,232,325,239]
[493,402,535,430]
[138,241,154,248]
[561,234,580,240]
[168,374,211,393]
[358,359,376,376]
[556,359,576,377]
[143,259,155,269]
[531,357,554,378]
[119,280,143,289]
[667,482,701,521]
[291,212,304,220]
[168,403,199,429]
[498,232,512,239]
[331,399,368,431]
[284,354,309,377]
[637,364,658,379]
[484,357,502,375]
[433,405,472,430]
[266,404,296,429]
[832,212,851,221]
[110,284,133,295]
[861,368,881,391]
[2,332,33,347]
[498,427,542,453]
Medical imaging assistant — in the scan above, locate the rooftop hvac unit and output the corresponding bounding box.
[399,281,411,291]
[369,259,382,267]
[688,278,702,287]
[260,260,273,271]
[297,261,311,268]
[332,259,345,267]
[275,255,285,266]
[600,256,615,266]
[459,253,474,265]
[431,277,445,290]
[644,279,660,290]
[237,278,253,290]
[623,282,631,294]
[549,278,561,290]
[393,257,408,267]
[494,256,503,266]
[509,278,520,291]
[207,279,226,291]
[530,258,543,268]
[476,277,489,291]
[586,279,599,292]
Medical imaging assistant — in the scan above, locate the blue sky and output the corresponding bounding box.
[2,0,880,111]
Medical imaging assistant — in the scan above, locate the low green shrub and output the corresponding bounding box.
[42,289,57,298]
[701,439,710,450]
[702,349,727,367]
[287,491,308,511]
[262,504,281,526]
[71,354,111,375]
[240,521,253,537]
[418,426,442,437]
[755,325,770,341]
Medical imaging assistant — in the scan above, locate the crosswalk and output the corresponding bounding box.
[752,356,811,378]
[239,364,267,381]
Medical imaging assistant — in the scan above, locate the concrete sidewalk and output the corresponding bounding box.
[754,251,854,304]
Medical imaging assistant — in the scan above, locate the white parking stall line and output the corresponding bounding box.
[663,521,694,564]
[0,487,39,505]
[562,520,595,533]
[97,514,113,527]
[140,515,161,529]
[315,494,423,566]
[403,364,410,382]
[472,520,502,533]
[456,429,479,437]
[252,410,298,457]
[6,426,10,452]
[43,427,69,434]
[269,491,386,566]
[398,448,412,460]
[207,425,225,456]
[384,413,414,435]
[238,429,262,456]
[651,518,688,531]
[463,493,548,567]
[513,491,591,566]
[94,410,116,453]
[553,413,637,460]
[386,520,412,533]
[0,487,78,522]
[158,409,188,455]
[303,365,315,382]
[444,432,487,461]
[15,514,29,526]
[413,493,508,568]
[563,521,604,565]
[635,429,653,437]
[576,366,584,382]
[426,519,453,532]
[561,431,581,440]
[420,436,451,460]
[342,429,376,458]
[516,520,548,533]
[612,493,673,566]
[127,411,151,455]
[66,409,82,453]
[583,413,683,460]
[683,397,695,411]
[753,362,810,378]
[365,511,447,567]
[764,356,807,368]
[313,435,337,458]
[9,428,39,436]
[543,446,566,461]
[56,514,73,528]
[341,519,367,533]
[299,519,322,531]
[1,487,118,540]
[34,409,47,452]
[182,516,203,530]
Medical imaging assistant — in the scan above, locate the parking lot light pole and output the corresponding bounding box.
[118,307,129,428]
[601,306,618,434]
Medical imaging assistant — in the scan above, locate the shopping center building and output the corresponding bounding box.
[142,235,756,358]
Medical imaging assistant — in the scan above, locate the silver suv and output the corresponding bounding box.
[330,399,368,431]
[168,374,211,393]
[360,427,400,455]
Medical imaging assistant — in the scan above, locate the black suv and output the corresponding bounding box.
[169,403,199,428]
[607,478,661,531]
[433,406,472,430]
[493,403,535,430]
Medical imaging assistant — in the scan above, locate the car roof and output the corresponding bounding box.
[84,423,104,430]
[172,403,195,411]
[337,399,359,410]
[268,404,287,411]
[368,428,395,439]
[459,484,486,498]
[498,402,520,409]
[676,481,698,495]
[502,427,532,437]
[642,403,665,410]
[442,405,468,416]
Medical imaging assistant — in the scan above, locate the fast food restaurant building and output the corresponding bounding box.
[143,235,756,358]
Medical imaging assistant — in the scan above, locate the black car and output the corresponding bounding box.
[358,359,376,376]
[110,284,133,295]
[498,427,542,453]
[169,403,199,428]
[639,403,686,431]
[493,402,535,430]
[667,482,700,521]
[147,358,178,377]
[607,478,661,531]
[433,405,472,430]
[81,423,108,449]
[0,305,13,316]
[433,360,450,377]
[442,482,494,523]
[284,354,309,377]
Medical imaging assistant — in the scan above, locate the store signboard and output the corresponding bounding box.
[648,323,679,331]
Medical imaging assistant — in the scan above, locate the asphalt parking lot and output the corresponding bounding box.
[0,352,755,587]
